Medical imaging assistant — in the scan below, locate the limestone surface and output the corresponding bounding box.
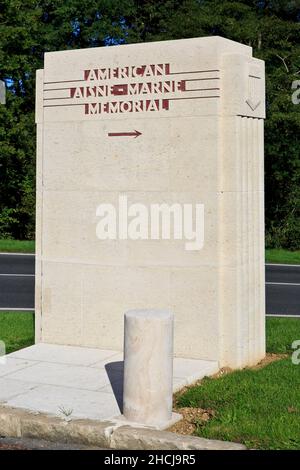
[35,36,266,367]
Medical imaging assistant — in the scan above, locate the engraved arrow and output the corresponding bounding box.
[246,99,261,111]
[108,130,142,138]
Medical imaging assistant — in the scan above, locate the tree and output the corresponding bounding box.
[0,0,299,248]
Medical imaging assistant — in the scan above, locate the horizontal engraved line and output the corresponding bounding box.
[169,96,220,100]
[44,103,84,107]
[44,74,220,92]
[43,87,221,101]
[44,79,83,84]
[44,87,74,91]
[237,114,261,118]
[43,95,220,108]
[44,96,71,100]
[169,69,220,74]
[184,88,220,92]
[185,77,220,81]
[44,71,220,85]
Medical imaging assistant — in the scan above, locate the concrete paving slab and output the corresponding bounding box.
[7,362,112,391]
[0,345,219,422]
[173,358,219,384]
[9,343,120,366]
[91,353,124,369]
[0,378,39,402]
[99,383,123,396]
[0,358,37,377]
[5,384,121,421]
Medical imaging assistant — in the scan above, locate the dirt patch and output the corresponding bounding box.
[250,352,288,369]
[169,407,215,435]
[211,366,233,379]
[210,353,287,376]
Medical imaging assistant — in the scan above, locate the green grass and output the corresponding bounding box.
[267,317,300,354]
[0,239,35,253]
[265,248,300,264]
[0,239,298,263]
[0,312,34,354]
[177,317,300,450]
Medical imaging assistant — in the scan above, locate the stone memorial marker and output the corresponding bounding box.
[35,36,266,369]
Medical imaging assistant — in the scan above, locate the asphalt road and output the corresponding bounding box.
[0,253,35,310]
[0,254,299,316]
[266,264,300,316]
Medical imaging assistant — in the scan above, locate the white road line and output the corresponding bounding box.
[0,252,35,256]
[265,263,300,267]
[266,282,300,286]
[266,314,300,318]
[0,308,34,311]
[0,273,35,277]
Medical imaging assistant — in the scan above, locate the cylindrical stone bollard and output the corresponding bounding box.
[123,309,174,427]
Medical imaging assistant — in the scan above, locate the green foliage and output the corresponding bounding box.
[0,1,299,246]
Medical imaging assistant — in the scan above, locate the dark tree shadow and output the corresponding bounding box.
[105,361,124,413]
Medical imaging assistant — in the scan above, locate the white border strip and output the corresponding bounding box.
[0,252,35,256]
[0,274,35,277]
[266,263,300,267]
[0,308,34,311]
[266,282,300,286]
[266,313,300,318]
